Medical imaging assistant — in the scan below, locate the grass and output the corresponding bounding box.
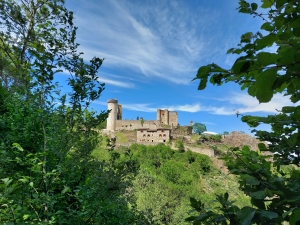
[191,134,200,141]
[114,131,129,143]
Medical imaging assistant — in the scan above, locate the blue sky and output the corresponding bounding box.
[62,0,293,134]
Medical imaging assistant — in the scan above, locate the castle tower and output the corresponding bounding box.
[163,109,169,125]
[107,99,118,131]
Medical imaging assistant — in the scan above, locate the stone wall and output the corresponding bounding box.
[116,120,159,131]
[169,111,178,127]
[137,129,170,143]
[185,146,214,157]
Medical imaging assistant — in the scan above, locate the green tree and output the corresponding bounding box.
[193,122,207,135]
[0,0,143,224]
[175,140,185,152]
[187,0,300,224]
[223,131,229,135]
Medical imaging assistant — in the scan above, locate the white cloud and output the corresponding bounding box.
[121,103,201,113]
[166,104,201,113]
[122,104,157,112]
[202,93,294,115]
[95,92,292,115]
[70,0,224,84]
[96,75,134,88]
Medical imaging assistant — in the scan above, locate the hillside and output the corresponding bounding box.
[93,140,250,225]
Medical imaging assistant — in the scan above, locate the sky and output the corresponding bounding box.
[61,0,292,134]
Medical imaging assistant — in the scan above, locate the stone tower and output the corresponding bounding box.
[106,99,118,131]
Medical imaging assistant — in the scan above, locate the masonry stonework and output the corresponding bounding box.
[156,109,178,127]
[137,128,170,143]
[106,99,178,132]
[106,99,118,131]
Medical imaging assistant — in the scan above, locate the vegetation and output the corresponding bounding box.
[3,0,295,224]
[175,140,185,152]
[189,0,300,224]
[93,143,250,225]
[192,123,207,135]
[0,0,145,223]
[199,134,222,143]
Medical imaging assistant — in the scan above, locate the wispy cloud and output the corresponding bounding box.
[96,72,135,88]
[122,103,202,113]
[71,0,226,84]
[93,101,202,113]
[201,93,294,115]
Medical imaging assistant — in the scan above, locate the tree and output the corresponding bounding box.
[187,0,300,224]
[223,131,229,136]
[175,140,185,152]
[0,1,143,224]
[193,122,207,135]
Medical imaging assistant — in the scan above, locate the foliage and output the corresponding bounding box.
[193,123,207,135]
[141,118,145,127]
[189,0,300,224]
[98,143,249,225]
[175,140,185,152]
[223,131,229,136]
[0,0,144,224]
[199,134,222,143]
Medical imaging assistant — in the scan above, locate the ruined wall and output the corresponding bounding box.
[107,99,118,131]
[156,109,178,127]
[185,146,214,157]
[106,100,178,131]
[117,104,122,120]
[116,120,159,131]
[137,129,170,143]
[169,111,178,127]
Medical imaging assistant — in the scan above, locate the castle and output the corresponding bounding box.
[106,99,178,131]
[106,99,178,143]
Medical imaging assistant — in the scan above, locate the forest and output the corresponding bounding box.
[1,0,300,224]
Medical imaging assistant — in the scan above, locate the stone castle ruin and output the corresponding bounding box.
[105,99,214,156]
[106,99,178,132]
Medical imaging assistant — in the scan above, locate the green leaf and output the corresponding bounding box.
[251,198,265,209]
[255,34,277,50]
[255,69,277,103]
[276,0,286,8]
[232,59,252,73]
[248,84,256,97]
[12,143,24,151]
[1,178,13,186]
[61,186,71,194]
[293,28,300,37]
[241,32,253,43]
[242,175,260,185]
[251,3,258,11]
[290,208,300,225]
[290,17,300,28]
[283,207,297,218]
[261,22,274,31]
[257,52,278,66]
[277,48,295,65]
[258,143,268,151]
[249,190,266,199]
[288,133,298,145]
[294,106,300,117]
[198,77,207,90]
[190,197,203,211]
[260,210,278,219]
[185,216,198,222]
[237,206,256,225]
[195,213,212,223]
[261,0,274,8]
[282,106,295,113]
